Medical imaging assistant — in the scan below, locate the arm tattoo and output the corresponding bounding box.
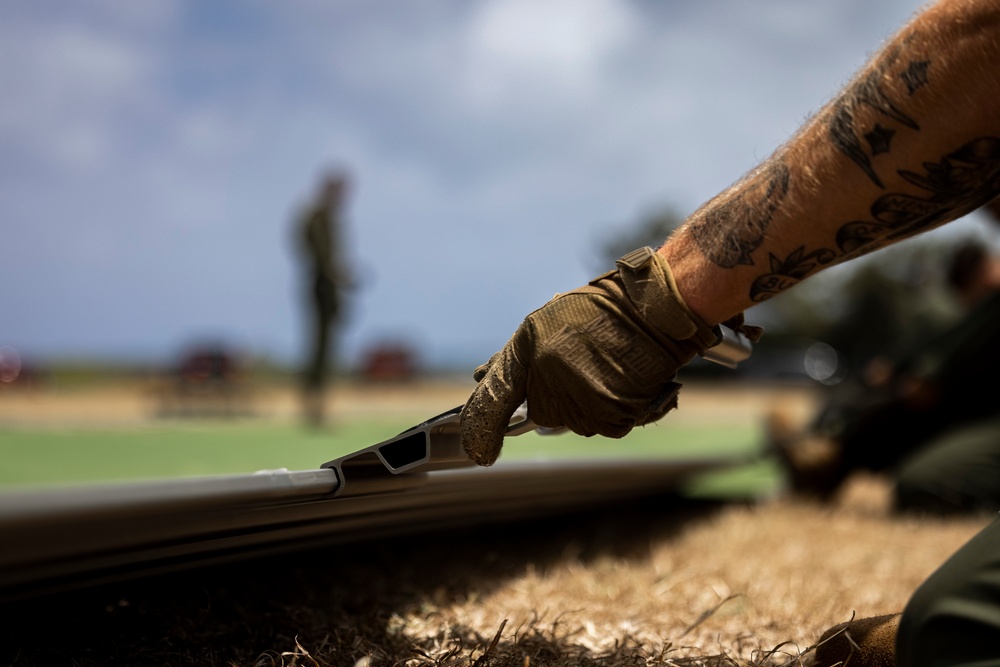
[689,159,790,268]
[838,136,1000,250]
[749,136,1000,302]
[827,45,929,188]
[748,246,837,302]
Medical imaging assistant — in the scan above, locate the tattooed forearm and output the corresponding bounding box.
[749,247,837,302]
[839,136,1000,250]
[689,159,790,269]
[748,136,1000,303]
[827,44,929,188]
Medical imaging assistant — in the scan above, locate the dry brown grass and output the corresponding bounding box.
[0,380,992,666]
[1,476,990,666]
[362,478,985,667]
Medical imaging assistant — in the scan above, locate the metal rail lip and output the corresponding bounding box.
[0,468,339,523]
[0,454,744,601]
[318,402,568,498]
[320,404,474,497]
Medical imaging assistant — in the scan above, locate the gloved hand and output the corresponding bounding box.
[814,613,900,667]
[460,246,762,466]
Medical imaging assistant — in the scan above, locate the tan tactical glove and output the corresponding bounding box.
[814,613,900,667]
[460,246,762,466]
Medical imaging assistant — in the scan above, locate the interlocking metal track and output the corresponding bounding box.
[0,453,741,601]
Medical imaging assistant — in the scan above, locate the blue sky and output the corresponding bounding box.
[3,0,994,371]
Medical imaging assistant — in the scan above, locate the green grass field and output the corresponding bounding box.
[0,416,779,496]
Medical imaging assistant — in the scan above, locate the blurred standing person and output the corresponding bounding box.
[294,170,352,428]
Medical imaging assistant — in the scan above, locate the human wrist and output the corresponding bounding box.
[656,240,745,326]
[614,246,719,349]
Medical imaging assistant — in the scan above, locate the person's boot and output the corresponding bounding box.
[765,409,848,501]
[813,613,900,667]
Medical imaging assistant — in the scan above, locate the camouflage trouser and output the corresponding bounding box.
[894,421,1000,665]
[897,514,1000,667]
[304,275,341,392]
[893,414,1000,515]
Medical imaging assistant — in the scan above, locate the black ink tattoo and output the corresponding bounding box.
[865,124,895,156]
[837,136,1000,252]
[901,60,930,94]
[747,137,1000,303]
[827,47,926,188]
[750,247,836,302]
[690,159,790,269]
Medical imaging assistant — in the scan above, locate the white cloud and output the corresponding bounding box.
[0,20,153,170]
[462,0,635,105]
[83,0,178,30]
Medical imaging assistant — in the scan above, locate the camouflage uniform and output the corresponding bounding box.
[897,515,1000,667]
[296,177,349,424]
[809,289,1000,514]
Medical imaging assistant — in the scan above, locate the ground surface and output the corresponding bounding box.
[0,377,810,486]
[0,379,993,666]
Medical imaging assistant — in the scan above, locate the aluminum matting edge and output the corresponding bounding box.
[0,455,743,600]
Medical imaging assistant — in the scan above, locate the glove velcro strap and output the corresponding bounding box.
[614,247,719,350]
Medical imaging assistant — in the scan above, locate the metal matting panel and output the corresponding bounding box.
[0,455,742,601]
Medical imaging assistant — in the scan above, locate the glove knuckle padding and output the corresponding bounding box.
[517,249,719,438]
[520,293,668,435]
